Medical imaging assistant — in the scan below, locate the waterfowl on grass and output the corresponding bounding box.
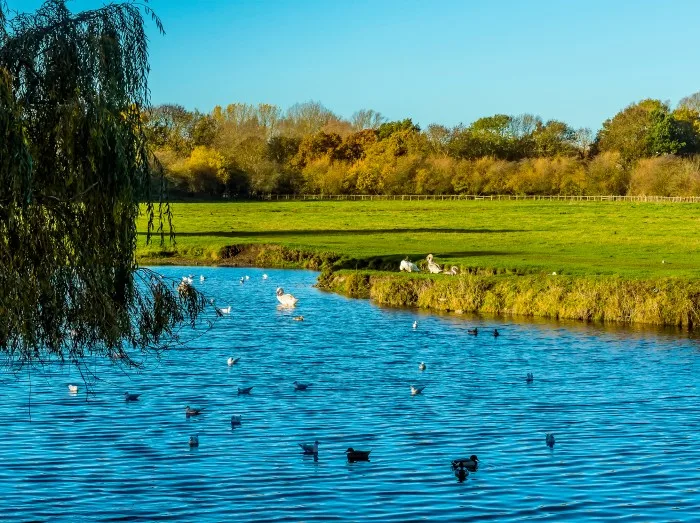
[346,448,371,461]
[124,392,141,402]
[238,386,254,395]
[411,385,426,395]
[399,258,420,273]
[185,406,203,416]
[276,288,298,307]
[299,440,319,454]
[451,455,479,472]
[546,433,555,448]
[426,254,442,274]
[443,265,459,275]
[293,381,311,391]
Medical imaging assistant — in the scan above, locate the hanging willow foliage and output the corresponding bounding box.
[0,1,209,371]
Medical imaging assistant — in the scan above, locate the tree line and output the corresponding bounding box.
[145,94,700,198]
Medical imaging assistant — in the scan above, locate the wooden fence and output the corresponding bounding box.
[251,194,700,203]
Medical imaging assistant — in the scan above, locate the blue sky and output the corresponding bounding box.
[9,0,700,130]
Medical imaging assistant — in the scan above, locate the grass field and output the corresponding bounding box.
[137,200,700,279]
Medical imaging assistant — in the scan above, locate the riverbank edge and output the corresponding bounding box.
[138,243,699,329]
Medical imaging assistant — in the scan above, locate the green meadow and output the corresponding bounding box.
[137,200,700,280]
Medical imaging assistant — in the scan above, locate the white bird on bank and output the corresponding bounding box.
[419,362,426,371]
[443,266,459,275]
[276,287,298,307]
[219,306,231,314]
[68,384,78,393]
[399,258,421,273]
[411,385,426,395]
[426,254,442,274]
[227,356,240,366]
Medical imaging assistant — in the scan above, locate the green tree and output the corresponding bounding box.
[0,1,206,371]
[377,118,420,140]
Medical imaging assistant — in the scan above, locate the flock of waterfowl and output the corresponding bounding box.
[66,268,553,482]
[400,253,459,275]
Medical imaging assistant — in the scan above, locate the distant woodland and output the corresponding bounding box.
[145,93,700,197]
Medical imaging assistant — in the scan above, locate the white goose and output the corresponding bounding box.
[276,288,298,307]
[399,258,421,273]
[426,254,442,274]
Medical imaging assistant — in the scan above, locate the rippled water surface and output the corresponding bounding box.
[3,267,700,522]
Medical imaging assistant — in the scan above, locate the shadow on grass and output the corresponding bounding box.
[138,227,525,238]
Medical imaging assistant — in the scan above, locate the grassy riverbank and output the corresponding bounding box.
[136,200,700,327]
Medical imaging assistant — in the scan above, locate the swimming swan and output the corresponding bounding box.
[227,356,240,366]
[276,288,298,307]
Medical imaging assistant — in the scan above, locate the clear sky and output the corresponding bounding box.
[8,0,700,130]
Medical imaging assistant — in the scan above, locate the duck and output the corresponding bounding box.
[346,448,371,462]
[426,254,442,274]
[185,405,203,416]
[412,321,417,329]
[399,257,420,273]
[237,386,254,395]
[293,381,311,391]
[262,274,268,280]
[227,356,240,366]
[454,463,468,482]
[218,306,231,314]
[443,265,459,275]
[189,435,199,447]
[467,327,478,336]
[451,455,479,472]
[526,372,534,383]
[239,277,245,284]
[68,384,78,393]
[293,316,304,321]
[230,415,242,427]
[418,362,426,371]
[199,275,205,282]
[411,385,426,395]
[493,329,500,337]
[299,440,319,454]
[276,287,298,307]
[124,392,141,402]
[546,433,555,448]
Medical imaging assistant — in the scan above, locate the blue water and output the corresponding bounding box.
[2,267,700,522]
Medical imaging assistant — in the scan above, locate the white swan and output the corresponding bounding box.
[227,356,240,366]
[419,362,426,371]
[399,258,421,273]
[245,275,250,280]
[426,254,442,274]
[276,287,298,307]
[219,306,231,314]
[182,276,193,284]
[262,274,268,280]
[411,385,426,395]
[68,384,78,393]
[200,275,205,282]
[443,265,459,275]
[412,321,417,329]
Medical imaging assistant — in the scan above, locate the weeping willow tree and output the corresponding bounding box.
[0,0,208,374]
